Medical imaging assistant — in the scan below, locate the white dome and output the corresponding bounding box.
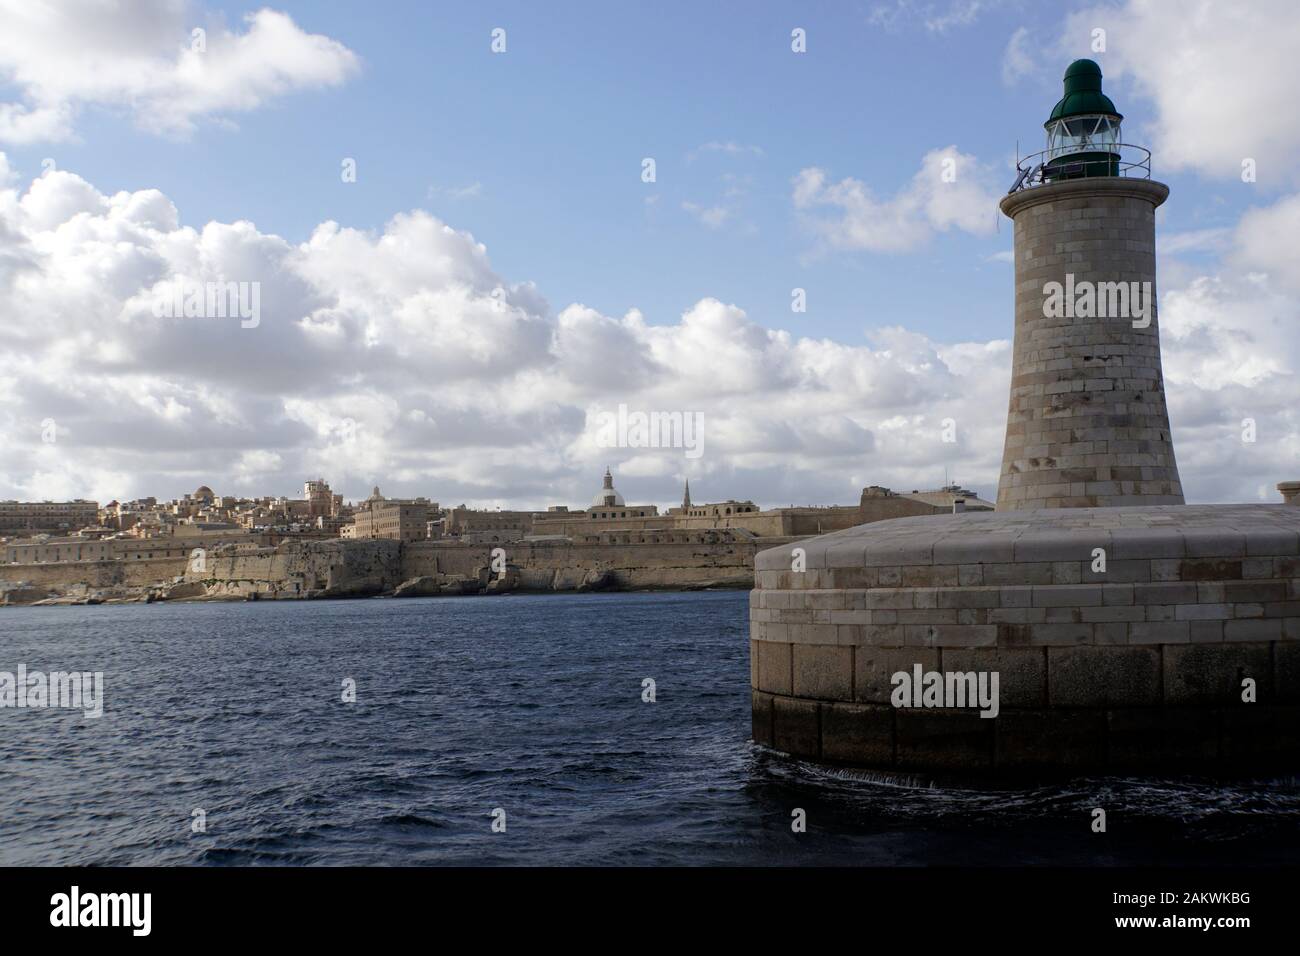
[591,468,625,507]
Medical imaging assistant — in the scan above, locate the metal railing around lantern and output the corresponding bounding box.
[1007,143,1152,193]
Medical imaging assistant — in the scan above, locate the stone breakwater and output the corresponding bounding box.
[1,531,769,604]
[750,505,1300,774]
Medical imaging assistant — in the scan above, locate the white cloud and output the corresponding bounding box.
[1227,193,1300,293]
[681,201,730,229]
[867,0,1001,33]
[687,141,764,163]
[233,449,283,485]
[1157,227,1231,258]
[1159,195,1300,501]
[0,148,1294,510]
[924,0,990,33]
[792,146,1000,255]
[428,182,483,201]
[0,154,1013,509]
[0,2,359,142]
[1001,26,1037,86]
[682,172,756,234]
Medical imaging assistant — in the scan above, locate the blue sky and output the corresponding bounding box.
[0,0,1296,509]
[1,0,1249,344]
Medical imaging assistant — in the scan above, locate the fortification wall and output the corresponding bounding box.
[858,497,943,523]
[185,539,402,598]
[0,556,186,589]
[3,532,766,600]
[403,537,757,590]
[674,513,792,536]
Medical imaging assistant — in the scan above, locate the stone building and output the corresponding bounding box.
[585,467,658,520]
[665,482,992,536]
[442,507,542,540]
[3,529,270,564]
[529,469,666,537]
[0,499,99,536]
[522,471,994,539]
[669,479,761,521]
[347,487,437,542]
[303,479,343,519]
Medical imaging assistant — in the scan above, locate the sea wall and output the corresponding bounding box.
[2,532,773,601]
[403,534,760,591]
[751,505,1300,773]
[185,539,402,599]
[0,556,186,590]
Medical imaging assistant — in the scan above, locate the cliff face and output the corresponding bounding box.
[2,533,766,602]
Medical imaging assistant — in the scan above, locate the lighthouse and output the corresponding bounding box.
[997,59,1183,510]
[747,59,1300,775]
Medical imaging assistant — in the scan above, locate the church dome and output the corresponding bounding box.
[591,467,625,507]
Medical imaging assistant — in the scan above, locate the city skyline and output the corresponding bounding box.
[1,1,1297,512]
[1,467,982,516]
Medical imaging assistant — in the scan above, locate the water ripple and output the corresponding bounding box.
[1,592,1297,865]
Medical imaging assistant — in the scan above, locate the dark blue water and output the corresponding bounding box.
[1,591,1298,865]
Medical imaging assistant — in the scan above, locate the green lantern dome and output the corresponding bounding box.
[1006,57,1149,191]
[1045,59,1122,126]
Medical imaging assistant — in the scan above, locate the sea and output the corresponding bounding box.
[2,591,1298,866]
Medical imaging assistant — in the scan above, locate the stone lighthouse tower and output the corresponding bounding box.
[997,59,1183,510]
[748,59,1300,776]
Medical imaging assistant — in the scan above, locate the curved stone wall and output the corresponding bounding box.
[997,178,1183,509]
[750,506,1300,773]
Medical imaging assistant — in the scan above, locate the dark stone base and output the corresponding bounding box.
[753,690,1300,775]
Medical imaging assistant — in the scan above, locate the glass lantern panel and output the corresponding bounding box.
[1046,115,1120,159]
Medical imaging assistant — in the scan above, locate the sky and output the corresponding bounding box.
[0,0,1296,511]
